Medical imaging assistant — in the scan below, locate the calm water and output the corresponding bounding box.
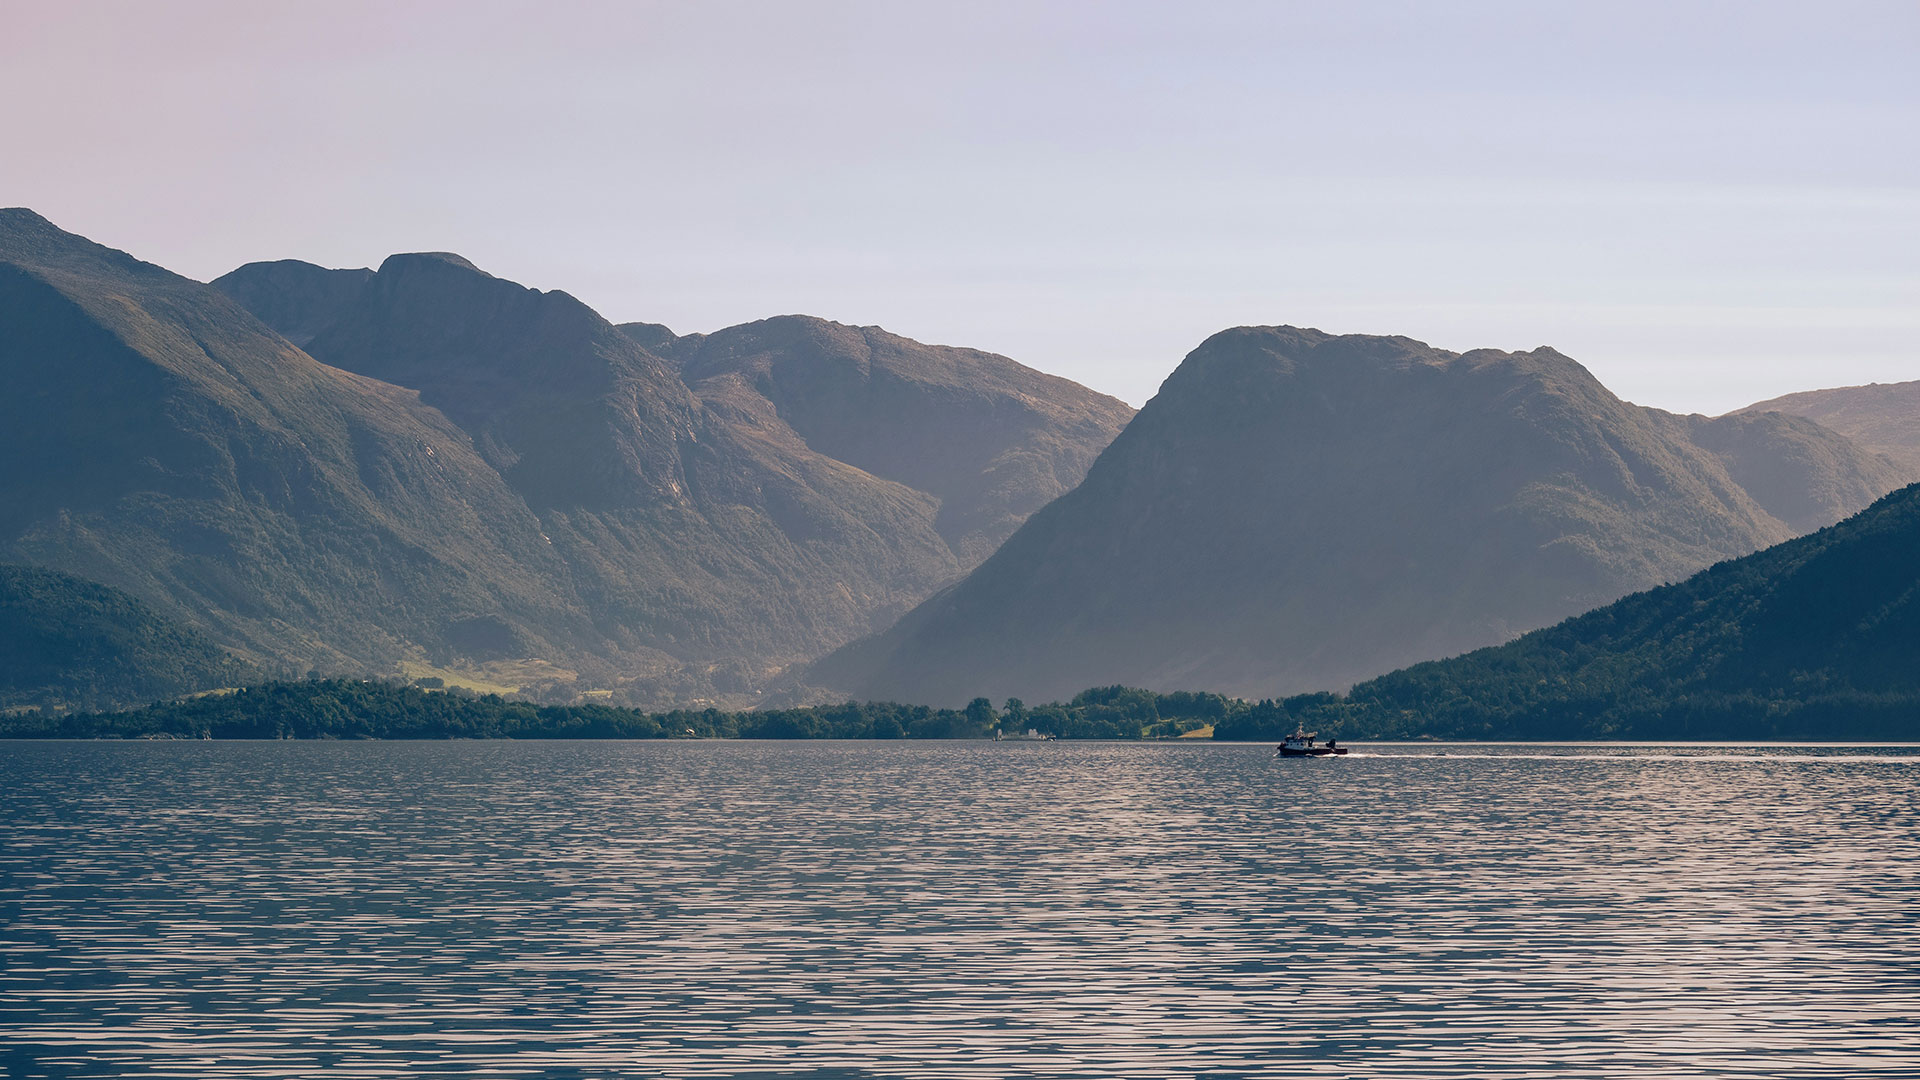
[3,740,1918,1079]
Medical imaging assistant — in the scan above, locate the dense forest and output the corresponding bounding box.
[0,564,259,712]
[1,680,1249,741]
[1334,482,1920,740]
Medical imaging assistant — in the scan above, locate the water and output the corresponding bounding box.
[3,740,1918,1079]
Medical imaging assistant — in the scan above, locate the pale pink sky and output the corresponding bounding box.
[4,1,1915,411]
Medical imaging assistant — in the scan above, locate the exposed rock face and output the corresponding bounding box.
[1739,381,1920,478]
[813,326,1908,705]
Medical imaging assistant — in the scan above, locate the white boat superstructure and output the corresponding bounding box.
[1278,723,1347,757]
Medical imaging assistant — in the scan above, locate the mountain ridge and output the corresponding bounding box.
[1738,380,1920,478]
[811,325,1909,705]
[212,251,1132,696]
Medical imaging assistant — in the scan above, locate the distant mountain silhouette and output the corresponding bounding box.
[0,563,257,711]
[1739,381,1920,478]
[1343,480,1920,739]
[813,326,1909,705]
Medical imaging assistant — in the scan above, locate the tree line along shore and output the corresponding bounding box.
[8,674,1914,743]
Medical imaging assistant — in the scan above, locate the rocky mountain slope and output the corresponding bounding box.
[813,326,1909,705]
[1739,381,1920,477]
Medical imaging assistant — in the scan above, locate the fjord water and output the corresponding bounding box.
[4,742,1917,1078]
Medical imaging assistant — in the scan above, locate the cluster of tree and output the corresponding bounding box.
[1329,482,1920,741]
[0,680,1248,741]
[0,564,260,713]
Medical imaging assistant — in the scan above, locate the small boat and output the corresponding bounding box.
[1277,723,1347,757]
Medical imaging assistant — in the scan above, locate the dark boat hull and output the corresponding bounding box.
[1279,746,1347,756]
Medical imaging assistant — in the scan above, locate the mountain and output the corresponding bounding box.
[628,315,1136,563]
[1739,381,1920,478]
[0,207,587,677]
[1339,481,1920,740]
[208,247,1129,697]
[0,564,257,711]
[0,210,1131,705]
[813,326,1909,705]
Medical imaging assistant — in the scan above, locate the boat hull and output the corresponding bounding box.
[1278,746,1348,757]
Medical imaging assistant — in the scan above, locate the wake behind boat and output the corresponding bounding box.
[1277,723,1347,757]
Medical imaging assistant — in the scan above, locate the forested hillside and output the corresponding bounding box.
[0,564,256,711]
[1335,481,1920,740]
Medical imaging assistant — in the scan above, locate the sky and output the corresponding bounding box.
[3,0,1915,412]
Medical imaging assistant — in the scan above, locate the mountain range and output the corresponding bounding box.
[811,326,1912,705]
[4,207,1912,715]
[1,209,1128,706]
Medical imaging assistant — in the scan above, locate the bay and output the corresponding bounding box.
[3,740,1918,1078]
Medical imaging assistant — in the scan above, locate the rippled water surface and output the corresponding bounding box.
[4,740,1919,1078]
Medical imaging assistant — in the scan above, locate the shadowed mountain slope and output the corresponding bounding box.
[0,563,258,711]
[0,207,582,674]
[1739,381,1920,478]
[1342,481,1920,739]
[813,326,1907,705]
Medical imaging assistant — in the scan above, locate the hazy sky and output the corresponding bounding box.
[4,1,1915,411]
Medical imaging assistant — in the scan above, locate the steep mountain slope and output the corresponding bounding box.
[0,564,258,711]
[1739,381,1920,477]
[0,207,583,675]
[632,315,1136,562]
[1342,482,1920,740]
[814,326,1906,705]
[213,253,1130,695]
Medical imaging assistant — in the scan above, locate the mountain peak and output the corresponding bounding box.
[0,206,58,232]
[0,208,161,283]
[376,251,489,276]
[811,327,1902,706]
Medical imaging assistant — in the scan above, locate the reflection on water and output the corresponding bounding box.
[3,741,1918,1078]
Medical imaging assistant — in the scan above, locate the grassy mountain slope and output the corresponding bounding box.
[814,326,1907,706]
[212,253,1129,697]
[1342,482,1920,739]
[0,207,586,675]
[1739,381,1920,477]
[0,564,257,711]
